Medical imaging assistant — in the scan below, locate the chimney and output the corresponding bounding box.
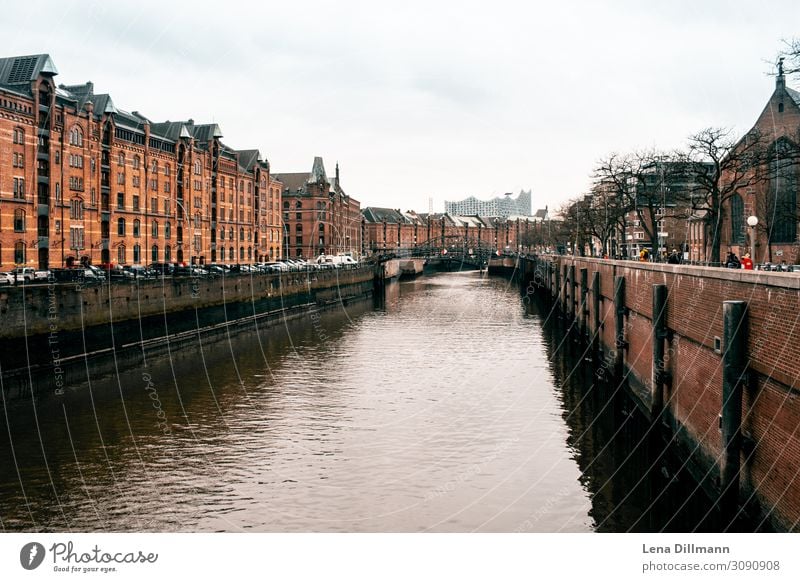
[777,57,786,92]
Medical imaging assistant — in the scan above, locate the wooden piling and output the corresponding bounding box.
[651,284,668,417]
[720,300,747,516]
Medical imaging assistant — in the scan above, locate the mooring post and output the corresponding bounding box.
[554,263,561,307]
[720,300,747,516]
[614,275,626,377]
[651,284,668,418]
[592,271,601,358]
[580,268,588,338]
[568,265,576,322]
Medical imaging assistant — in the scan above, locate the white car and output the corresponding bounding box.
[0,272,14,285]
[11,267,35,282]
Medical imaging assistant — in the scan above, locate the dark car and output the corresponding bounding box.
[148,262,175,276]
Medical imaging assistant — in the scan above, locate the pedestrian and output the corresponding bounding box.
[639,248,649,262]
[725,252,740,269]
[667,249,681,264]
[740,252,753,270]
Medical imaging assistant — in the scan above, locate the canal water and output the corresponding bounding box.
[0,271,738,532]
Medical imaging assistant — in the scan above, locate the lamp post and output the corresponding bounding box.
[746,215,758,262]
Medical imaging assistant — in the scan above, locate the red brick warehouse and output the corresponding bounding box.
[0,53,282,270]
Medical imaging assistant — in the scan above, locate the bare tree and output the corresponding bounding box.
[778,38,800,76]
[594,150,680,260]
[554,198,590,255]
[675,127,768,265]
[583,184,627,257]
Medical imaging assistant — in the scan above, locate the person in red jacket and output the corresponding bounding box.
[741,252,754,270]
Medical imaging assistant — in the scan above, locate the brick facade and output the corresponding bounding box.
[274,158,361,260]
[721,70,800,264]
[0,54,280,269]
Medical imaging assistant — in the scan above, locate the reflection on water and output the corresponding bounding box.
[0,271,736,532]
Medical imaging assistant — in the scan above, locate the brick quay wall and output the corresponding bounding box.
[522,256,800,531]
[0,267,375,392]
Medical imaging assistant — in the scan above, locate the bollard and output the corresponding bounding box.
[651,284,668,417]
[614,275,626,377]
[720,300,747,517]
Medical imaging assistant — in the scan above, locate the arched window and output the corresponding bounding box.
[151,160,158,173]
[730,193,745,245]
[13,127,24,144]
[220,229,225,241]
[133,219,141,238]
[133,244,141,263]
[151,245,159,262]
[70,198,84,220]
[229,227,233,240]
[14,209,26,232]
[283,201,290,210]
[296,223,303,232]
[248,247,252,260]
[14,242,26,264]
[152,220,158,238]
[768,138,799,243]
[239,246,244,260]
[194,160,201,175]
[117,245,126,264]
[164,163,171,176]
[118,152,125,166]
[69,126,83,147]
[239,228,244,241]
[295,200,302,209]
[165,221,171,239]
[133,155,140,169]
[229,246,234,261]
[164,245,172,262]
[117,218,126,236]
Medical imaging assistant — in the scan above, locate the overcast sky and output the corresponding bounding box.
[3,1,798,213]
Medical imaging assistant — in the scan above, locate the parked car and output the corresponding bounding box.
[123,265,155,279]
[148,263,175,276]
[11,267,37,282]
[107,265,134,280]
[86,265,107,282]
[82,268,104,283]
[0,272,14,285]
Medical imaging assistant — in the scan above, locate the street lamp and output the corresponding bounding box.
[746,215,758,262]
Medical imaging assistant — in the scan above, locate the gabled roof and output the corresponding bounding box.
[272,172,308,193]
[362,207,407,224]
[786,86,800,108]
[310,156,328,185]
[190,123,223,143]
[0,54,57,90]
[236,149,261,172]
[274,157,332,194]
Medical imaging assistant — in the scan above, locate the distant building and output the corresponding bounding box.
[274,158,361,259]
[444,189,531,218]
